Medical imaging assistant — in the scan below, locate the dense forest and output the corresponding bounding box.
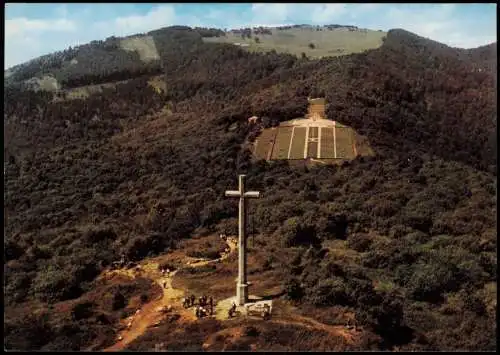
[3,26,497,351]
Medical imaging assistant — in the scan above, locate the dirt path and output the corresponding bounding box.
[103,236,237,351]
[102,235,355,350]
[275,313,357,343]
[202,313,357,351]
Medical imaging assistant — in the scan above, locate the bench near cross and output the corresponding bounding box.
[225,174,260,306]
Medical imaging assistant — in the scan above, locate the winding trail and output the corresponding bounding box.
[102,236,237,352]
[272,314,357,343]
[101,234,357,351]
[201,313,357,351]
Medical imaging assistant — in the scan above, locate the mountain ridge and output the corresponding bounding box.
[4,25,496,91]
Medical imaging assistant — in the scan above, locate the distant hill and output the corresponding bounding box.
[4,25,495,93]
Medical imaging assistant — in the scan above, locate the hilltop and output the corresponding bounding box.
[4,25,496,94]
[4,25,497,351]
[203,25,386,58]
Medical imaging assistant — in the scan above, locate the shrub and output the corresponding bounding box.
[112,292,126,310]
[4,311,54,350]
[243,325,260,337]
[307,277,349,307]
[347,233,372,252]
[72,301,95,321]
[83,227,117,244]
[283,276,304,301]
[406,262,460,302]
[280,217,320,248]
[32,265,82,303]
[5,240,24,261]
[186,249,221,260]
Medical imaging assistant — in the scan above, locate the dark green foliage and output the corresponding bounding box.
[283,276,304,301]
[3,26,496,351]
[279,217,321,248]
[5,240,25,261]
[113,292,126,310]
[72,302,95,321]
[347,233,372,252]
[4,311,54,350]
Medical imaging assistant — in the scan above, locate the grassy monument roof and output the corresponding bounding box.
[253,98,373,163]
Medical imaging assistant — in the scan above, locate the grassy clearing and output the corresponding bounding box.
[119,35,160,62]
[203,27,386,58]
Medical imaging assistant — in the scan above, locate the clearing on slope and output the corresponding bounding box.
[203,26,386,58]
[120,35,161,63]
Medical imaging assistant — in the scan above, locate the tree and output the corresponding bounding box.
[254,36,260,43]
[308,43,315,49]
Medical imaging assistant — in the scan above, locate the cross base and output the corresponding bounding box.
[236,283,248,306]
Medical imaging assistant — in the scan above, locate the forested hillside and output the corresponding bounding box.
[4,26,497,351]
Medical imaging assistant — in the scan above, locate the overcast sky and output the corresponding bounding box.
[5,3,498,69]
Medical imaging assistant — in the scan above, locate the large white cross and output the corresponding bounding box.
[225,174,260,306]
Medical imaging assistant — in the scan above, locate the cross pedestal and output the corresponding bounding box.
[225,174,260,306]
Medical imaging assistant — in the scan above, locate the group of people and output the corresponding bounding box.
[182,294,215,318]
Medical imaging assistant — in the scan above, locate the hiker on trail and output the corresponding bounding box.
[195,306,200,318]
[190,295,195,307]
[166,268,170,277]
[161,268,165,275]
[262,304,271,320]
[163,281,167,289]
[199,296,204,307]
[228,301,237,318]
[209,297,214,315]
[197,306,205,318]
[182,298,188,308]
